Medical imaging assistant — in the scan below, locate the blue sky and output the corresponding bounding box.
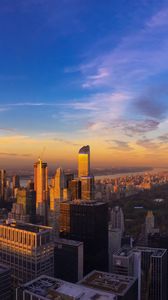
[0,0,168,168]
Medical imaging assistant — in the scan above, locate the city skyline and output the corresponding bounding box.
[0,1,168,168]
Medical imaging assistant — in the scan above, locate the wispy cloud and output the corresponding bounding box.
[0,127,15,132]
[66,6,168,93]
[147,7,168,28]
[136,138,158,149]
[82,68,109,88]
[0,152,31,157]
[133,84,168,119]
[53,138,80,147]
[112,119,160,136]
[106,139,134,151]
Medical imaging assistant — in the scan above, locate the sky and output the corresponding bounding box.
[0,0,168,169]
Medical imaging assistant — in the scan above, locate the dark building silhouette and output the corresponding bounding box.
[60,200,108,274]
[54,238,83,283]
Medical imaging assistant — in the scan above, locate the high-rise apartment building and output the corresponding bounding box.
[60,200,108,274]
[78,145,90,177]
[0,220,54,288]
[34,158,48,221]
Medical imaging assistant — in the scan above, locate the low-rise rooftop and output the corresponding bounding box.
[79,271,137,296]
[55,238,83,247]
[135,246,167,257]
[114,247,133,257]
[19,275,116,300]
[0,220,52,234]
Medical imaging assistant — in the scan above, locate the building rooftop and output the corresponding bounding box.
[55,238,83,247]
[20,275,116,300]
[78,271,137,296]
[114,247,133,257]
[79,145,90,154]
[0,220,52,234]
[135,246,167,257]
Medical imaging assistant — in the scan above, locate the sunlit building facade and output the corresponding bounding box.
[34,158,48,220]
[69,179,81,200]
[78,145,90,177]
[0,221,54,288]
[81,176,94,200]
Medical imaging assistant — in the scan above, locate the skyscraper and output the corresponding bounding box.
[108,227,122,272]
[53,167,65,199]
[110,206,125,234]
[80,176,94,200]
[78,145,90,177]
[49,168,65,237]
[78,145,94,200]
[12,175,20,190]
[145,211,155,234]
[0,169,6,201]
[69,179,81,200]
[10,188,36,223]
[135,246,167,300]
[60,200,108,274]
[34,158,48,221]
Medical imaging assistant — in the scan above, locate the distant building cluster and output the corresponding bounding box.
[0,145,167,299]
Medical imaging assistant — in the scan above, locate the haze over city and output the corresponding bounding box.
[0,0,168,168]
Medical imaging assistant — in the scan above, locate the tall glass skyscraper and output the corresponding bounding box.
[78,145,90,177]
